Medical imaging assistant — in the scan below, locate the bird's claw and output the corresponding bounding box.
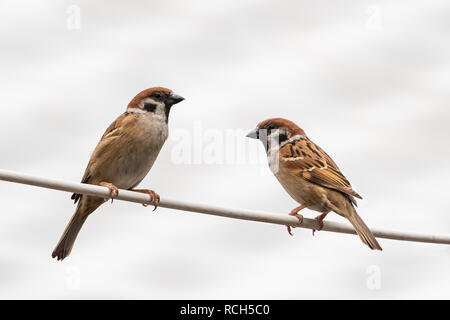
[99,182,119,203]
[134,189,160,211]
[287,226,294,236]
[312,216,324,236]
[286,213,303,236]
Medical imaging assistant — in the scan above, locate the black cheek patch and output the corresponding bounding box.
[279,133,288,143]
[143,103,157,112]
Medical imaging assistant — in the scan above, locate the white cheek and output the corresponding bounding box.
[127,98,167,121]
[126,108,145,114]
[140,98,165,113]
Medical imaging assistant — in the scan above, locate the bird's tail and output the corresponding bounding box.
[52,198,101,261]
[346,203,382,251]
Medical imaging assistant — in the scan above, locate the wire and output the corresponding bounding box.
[0,169,449,245]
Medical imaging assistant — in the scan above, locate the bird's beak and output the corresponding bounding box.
[167,93,185,106]
[246,128,259,139]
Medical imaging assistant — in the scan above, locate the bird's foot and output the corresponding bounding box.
[312,213,327,236]
[287,213,304,236]
[286,205,307,236]
[131,189,160,211]
[99,182,119,203]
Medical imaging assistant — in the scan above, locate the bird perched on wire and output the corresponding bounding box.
[52,87,185,260]
[247,118,382,250]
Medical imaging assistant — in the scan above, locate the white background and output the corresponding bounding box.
[0,0,449,299]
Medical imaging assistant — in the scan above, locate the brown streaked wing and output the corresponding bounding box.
[279,138,362,199]
[71,112,130,203]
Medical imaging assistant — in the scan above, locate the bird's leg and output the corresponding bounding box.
[287,204,306,236]
[312,212,328,236]
[131,189,160,211]
[99,182,119,203]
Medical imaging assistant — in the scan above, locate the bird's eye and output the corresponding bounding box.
[153,92,162,99]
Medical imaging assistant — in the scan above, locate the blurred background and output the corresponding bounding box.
[0,0,449,299]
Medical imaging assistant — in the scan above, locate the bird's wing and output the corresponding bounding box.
[279,136,362,199]
[72,112,131,203]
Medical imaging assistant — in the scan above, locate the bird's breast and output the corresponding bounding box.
[108,115,168,189]
[273,163,325,212]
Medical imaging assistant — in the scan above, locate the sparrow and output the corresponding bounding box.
[247,118,382,250]
[52,87,184,260]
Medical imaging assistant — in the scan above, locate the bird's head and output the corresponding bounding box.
[127,87,184,122]
[246,118,306,149]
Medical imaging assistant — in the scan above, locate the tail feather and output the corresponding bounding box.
[346,205,382,251]
[52,208,87,261]
[52,198,102,261]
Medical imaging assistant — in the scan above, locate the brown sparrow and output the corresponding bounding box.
[247,118,382,250]
[52,87,184,260]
